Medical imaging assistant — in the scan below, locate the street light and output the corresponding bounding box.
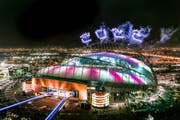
[0,62,5,67]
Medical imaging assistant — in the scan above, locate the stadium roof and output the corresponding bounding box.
[37,52,157,86]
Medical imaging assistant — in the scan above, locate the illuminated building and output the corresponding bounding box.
[92,88,110,108]
[32,78,87,100]
[22,81,33,92]
[35,52,157,106]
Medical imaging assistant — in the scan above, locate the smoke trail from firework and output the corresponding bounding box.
[160,27,179,43]
[80,32,92,46]
[129,26,151,45]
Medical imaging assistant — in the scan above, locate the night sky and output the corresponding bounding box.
[0,0,179,48]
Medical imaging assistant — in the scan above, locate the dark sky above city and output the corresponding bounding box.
[0,0,179,48]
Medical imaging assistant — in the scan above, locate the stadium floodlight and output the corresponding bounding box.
[130,26,151,45]
[95,24,110,43]
[80,32,92,46]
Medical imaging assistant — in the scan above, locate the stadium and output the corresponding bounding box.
[34,51,157,107]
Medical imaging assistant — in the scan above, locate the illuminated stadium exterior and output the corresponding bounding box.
[37,52,156,86]
[34,52,157,106]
